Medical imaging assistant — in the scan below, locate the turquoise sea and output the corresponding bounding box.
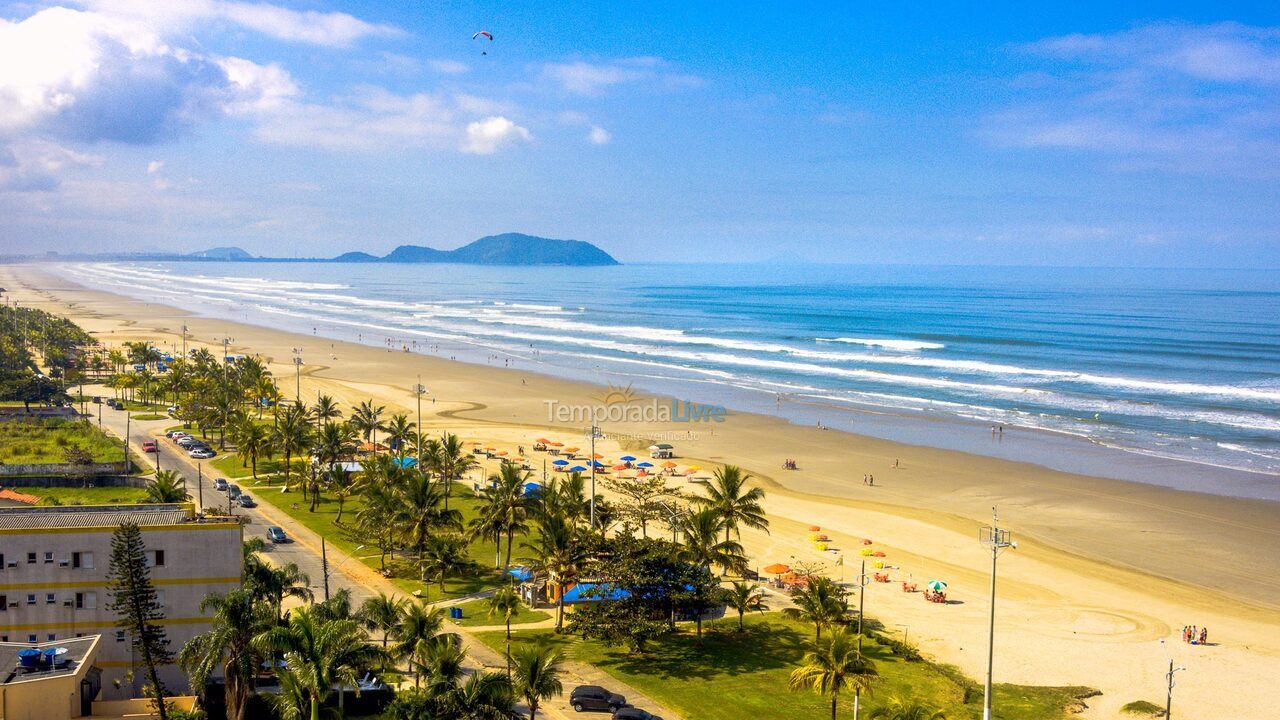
[65,262,1280,499]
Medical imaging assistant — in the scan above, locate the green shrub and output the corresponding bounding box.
[1120,700,1165,717]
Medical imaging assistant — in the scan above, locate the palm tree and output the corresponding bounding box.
[722,580,769,631]
[679,507,747,576]
[521,514,586,631]
[311,393,342,428]
[234,418,272,479]
[416,634,467,696]
[479,463,531,570]
[420,535,474,591]
[447,671,520,720]
[254,375,279,419]
[244,560,313,623]
[789,626,878,720]
[391,600,449,686]
[384,413,416,459]
[510,641,565,720]
[145,470,189,502]
[693,465,769,545]
[252,606,384,720]
[358,592,407,650]
[782,576,849,641]
[273,402,312,489]
[351,399,386,448]
[868,696,948,720]
[487,586,522,642]
[394,470,462,563]
[177,589,268,720]
[436,432,477,512]
[328,465,362,525]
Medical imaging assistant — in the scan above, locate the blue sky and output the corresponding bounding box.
[1,1,1278,266]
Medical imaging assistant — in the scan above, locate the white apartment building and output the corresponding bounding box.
[0,503,241,701]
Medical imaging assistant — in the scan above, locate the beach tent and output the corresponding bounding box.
[649,443,674,450]
[395,457,418,469]
[508,567,534,582]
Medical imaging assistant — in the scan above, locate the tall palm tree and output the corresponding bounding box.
[311,393,342,428]
[350,399,387,448]
[693,465,769,545]
[356,475,401,571]
[782,576,849,641]
[273,402,312,489]
[487,586,522,642]
[252,606,384,720]
[789,626,878,720]
[478,463,531,570]
[145,470,189,503]
[244,560,313,624]
[177,589,269,720]
[384,413,416,459]
[420,535,474,590]
[435,432,477,512]
[521,514,586,631]
[678,507,747,576]
[254,375,279,419]
[394,470,462,563]
[510,641,565,720]
[390,600,450,686]
[358,592,407,650]
[868,696,948,720]
[234,417,272,479]
[722,580,769,631]
[446,671,520,720]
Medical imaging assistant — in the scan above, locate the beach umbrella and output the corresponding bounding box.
[552,459,569,466]
[636,461,653,468]
[687,465,701,471]
[536,438,550,444]
[862,539,873,545]
[620,455,636,461]
[636,469,648,477]
[496,450,508,456]
[550,441,564,447]
[594,453,605,459]
[513,456,525,462]
[683,469,697,475]
[469,441,482,446]
[612,463,629,471]
[763,563,791,575]
[808,525,822,532]
[564,446,579,453]
[569,465,588,472]
[927,580,947,591]
[860,548,874,557]
[662,461,677,468]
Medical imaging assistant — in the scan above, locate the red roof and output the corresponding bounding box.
[0,488,40,505]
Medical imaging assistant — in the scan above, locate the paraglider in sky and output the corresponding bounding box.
[472,30,493,55]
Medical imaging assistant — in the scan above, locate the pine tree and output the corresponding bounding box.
[107,522,173,720]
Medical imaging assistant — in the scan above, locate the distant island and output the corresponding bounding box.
[5,233,621,267]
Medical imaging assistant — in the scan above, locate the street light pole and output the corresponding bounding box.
[414,379,427,467]
[980,507,1016,720]
[292,348,303,402]
[587,424,601,528]
[853,558,871,720]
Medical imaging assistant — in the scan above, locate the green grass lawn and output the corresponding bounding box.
[452,597,551,627]
[474,614,1093,720]
[0,418,124,464]
[211,454,290,480]
[131,413,167,421]
[12,484,150,505]
[247,478,510,603]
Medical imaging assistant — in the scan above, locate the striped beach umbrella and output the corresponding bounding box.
[927,580,948,591]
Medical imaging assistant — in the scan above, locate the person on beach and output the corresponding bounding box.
[1200,627,1208,645]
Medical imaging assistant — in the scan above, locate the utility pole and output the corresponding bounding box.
[853,558,871,720]
[124,411,131,474]
[197,463,203,512]
[414,378,427,467]
[980,507,1016,720]
[321,538,331,602]
[587,424,602,527]
[181,325,187,358]
[292,348,303,401]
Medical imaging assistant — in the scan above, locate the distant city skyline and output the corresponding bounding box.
[1,1,1279,267]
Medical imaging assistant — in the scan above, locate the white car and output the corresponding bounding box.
[188,448,215,459]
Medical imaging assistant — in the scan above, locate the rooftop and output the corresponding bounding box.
[0,636,98,685]
[0,503,194,529]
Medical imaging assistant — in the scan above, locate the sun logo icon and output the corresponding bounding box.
[597,382,637,406]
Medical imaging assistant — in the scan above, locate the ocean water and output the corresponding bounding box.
[63,262,1280,499]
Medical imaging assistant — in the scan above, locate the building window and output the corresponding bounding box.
[115,630,126,642]
[45,593,56,605]
[74,592,97,610]
[27,552,36,564]
[43,552,53,564]
[1,635,7,642]
[0,552,5,569]
[26,594,36,605]
[46,634,55,641]
[27,635,37,644]
[0,594,7,610]
[147,550,166,567]
[72,551,94,570]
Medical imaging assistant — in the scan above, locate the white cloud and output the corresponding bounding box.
[539,57,701,96]
[428,59,470,75]
[146,160,164,174]
[217,56,300,113]
[0,139,101,192]
[462,117,531,155]
[588,125,612,145]
[73,0,401,48]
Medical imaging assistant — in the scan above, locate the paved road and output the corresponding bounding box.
[88,390,682,720]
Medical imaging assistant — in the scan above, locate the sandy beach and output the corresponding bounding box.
[4,263,1278,719]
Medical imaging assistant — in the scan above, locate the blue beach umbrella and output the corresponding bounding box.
[552,459,569,466]
[636,461,653,468]
[569,465,588,472]
[620,455,636,461]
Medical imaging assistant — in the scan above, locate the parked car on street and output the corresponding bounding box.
[266,526,289,543]
[213,478,228,491]
[238,494,256,508]
[570,686,626,713]
[614,709,663,720]
[227,484,242,499]
[142,441,158,453]
[176,436,198,448]
[189,448,215,459]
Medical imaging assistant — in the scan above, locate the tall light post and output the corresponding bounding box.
[292,348,303,401]
[852,558,872,720]
[587,424,603,528]
[1160,640,1187,720]
[181,324,187,359]
[980,507,1016,720]
[414,378,428,467]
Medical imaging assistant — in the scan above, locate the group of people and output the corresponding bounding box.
[1182,625,1208,645]
[862,473,875,486]
[782,458,799,470]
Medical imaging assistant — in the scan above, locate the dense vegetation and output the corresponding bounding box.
[0,305,94,408]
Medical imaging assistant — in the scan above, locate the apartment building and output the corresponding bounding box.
[0,504,241,700]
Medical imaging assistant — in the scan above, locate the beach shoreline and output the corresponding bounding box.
[5,263,1279,719]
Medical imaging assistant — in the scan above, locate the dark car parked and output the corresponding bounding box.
[614,709,663,720]
[570,686,625,713]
